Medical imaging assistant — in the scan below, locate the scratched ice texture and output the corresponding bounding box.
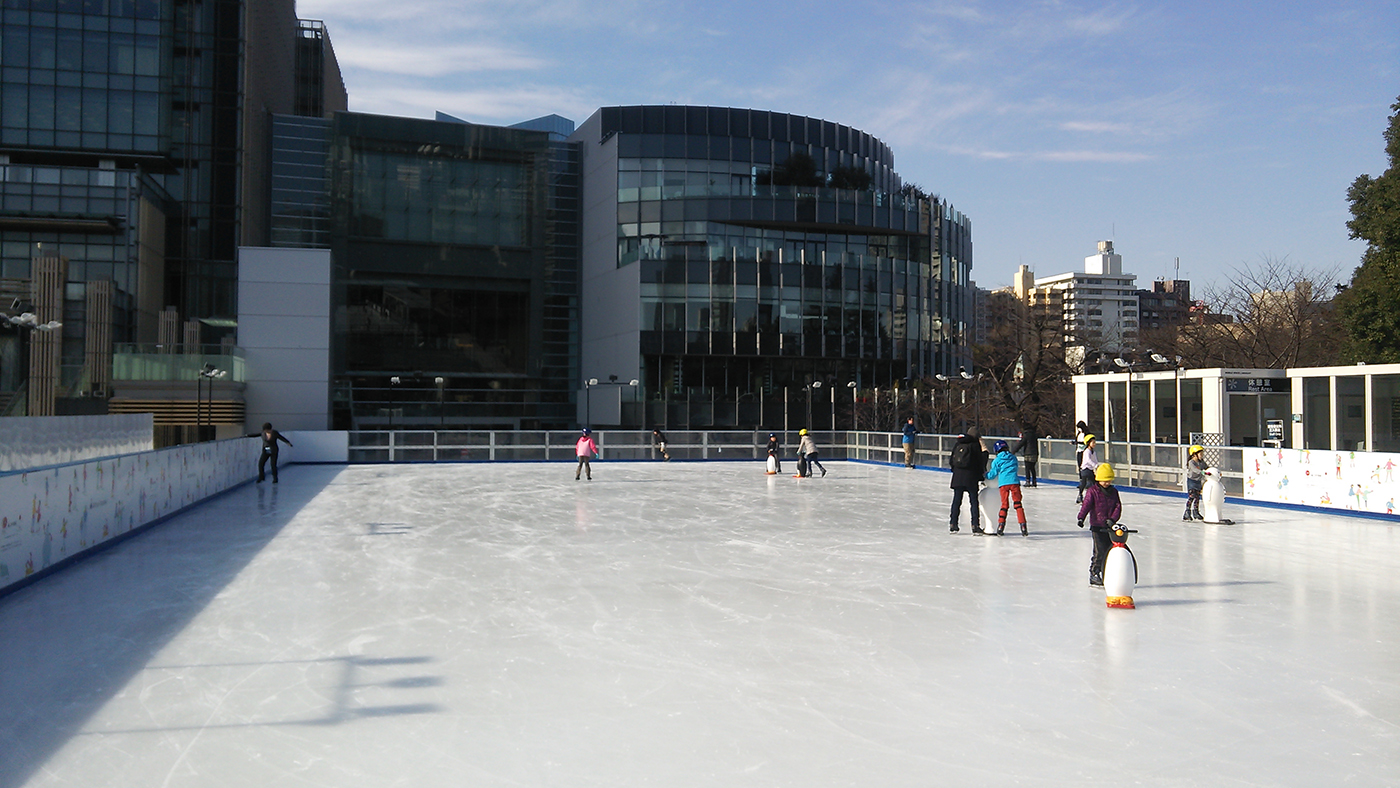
[2,460,1397,787]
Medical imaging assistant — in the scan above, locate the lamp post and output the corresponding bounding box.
[198,363,226,441]
[435,376,446,428]
[804,380,822,430]
[959,366,978,433]
[935,374,949,434]
[1152,352,1185,458]
[584,378,598,428]
[847,381,857,430]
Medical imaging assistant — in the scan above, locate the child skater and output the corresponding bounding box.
[986,439,1028,535]
[575,428,599,481]
[1183,444,1207,521]
[1077,434,1099,504]
[798,429,826,477]
[1077,462,1122,587]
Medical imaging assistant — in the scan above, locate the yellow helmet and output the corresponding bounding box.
[799,428,808,435]
[1188,444,1205,456]
[1083,433,1096,443]
[1095,463,1116,482]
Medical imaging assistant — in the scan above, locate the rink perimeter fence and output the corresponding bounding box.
[345,429,1228,495]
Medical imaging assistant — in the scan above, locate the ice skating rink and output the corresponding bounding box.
[3,460,1398,787]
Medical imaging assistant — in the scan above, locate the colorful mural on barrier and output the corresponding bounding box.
[1243,447,1400,516]
[0,438,260,593]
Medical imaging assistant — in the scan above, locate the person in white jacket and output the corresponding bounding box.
[797,429,826,477]
[1077,434,1099,504]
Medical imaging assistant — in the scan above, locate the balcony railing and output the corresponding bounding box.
[112,344,246,383]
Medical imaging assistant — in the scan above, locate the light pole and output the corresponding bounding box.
[804,380,822,430]
[935,374,949,434]
[847,381,857,430]
[435,376,446,428]
[198,363,226,441]
[959,366,977,433]
[584,378,598,428]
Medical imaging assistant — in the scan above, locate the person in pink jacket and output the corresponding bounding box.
[575,428,599,481]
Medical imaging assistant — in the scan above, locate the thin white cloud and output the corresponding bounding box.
[333,41,548,77]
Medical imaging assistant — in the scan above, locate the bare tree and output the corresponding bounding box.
[1177,257,1344,369]
[973,291,1076,439]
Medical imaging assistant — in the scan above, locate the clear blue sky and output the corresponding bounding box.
[297,0,1398,293]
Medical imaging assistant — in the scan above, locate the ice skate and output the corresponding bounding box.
[950,524,960,533]
[1021,524,1028,536]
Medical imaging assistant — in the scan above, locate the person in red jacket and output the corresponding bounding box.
[1077,462,1122,587]
[575,428,599,481]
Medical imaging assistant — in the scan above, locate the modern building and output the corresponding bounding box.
[1074,362,1400,452]
[1021,241,1139,372]
[568,105,974,429]
[265,111,579,430]
[0,0,344,441]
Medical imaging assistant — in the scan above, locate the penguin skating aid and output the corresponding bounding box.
[1103,524,1138,609]
[1200,467,1234,524]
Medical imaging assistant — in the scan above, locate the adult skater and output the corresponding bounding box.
[575,428,599,481]
[765,432,782,474]
[986,439,1028,535]
[948,429,988,533]
[1183,444,1207,521]
[798,429,826,477]
[1011,429,1039,487]
[1075,420,1089,465]
[1077,434,1100,504]
[902,417,919,468]
[652,428,671,461]
[1077,463,1122,587]
[252,422,293,483]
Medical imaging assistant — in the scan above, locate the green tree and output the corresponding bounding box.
[1337,96,1400,363]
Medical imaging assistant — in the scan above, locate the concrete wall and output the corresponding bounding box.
[0,414,153,473]
[573,119,641,410]
[0,437,261,595]
[237,247,332,432]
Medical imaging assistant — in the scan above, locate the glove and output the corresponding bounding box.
[1076,519,1085,528]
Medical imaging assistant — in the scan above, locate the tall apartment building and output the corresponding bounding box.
[1019,241,1139,371]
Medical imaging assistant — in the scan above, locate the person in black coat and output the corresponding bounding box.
[1011,430,1040,488]
[948,430,989,533]
[251,422,293,483]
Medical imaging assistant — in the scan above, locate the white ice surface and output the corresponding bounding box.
[2,461,1399,787]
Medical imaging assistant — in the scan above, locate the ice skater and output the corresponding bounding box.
[575,428,599,481]
[902,417,919,468]
[948,430,988,534]
[797,429,826,477]
[251,422,293,483]
[986,439,1028,535]
[1076,434,1099,504]
[1011,430,1039,487]
[765,432,782,474]
[652,429,671,461]
[1077,463,1122,587]
[1183,444,1207,521]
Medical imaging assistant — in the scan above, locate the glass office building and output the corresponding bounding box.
[288,112,578,430]
[570,106,973,429]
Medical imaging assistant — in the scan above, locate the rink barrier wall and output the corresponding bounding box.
[0,413,155,473]
[0,436,262,597]
[347,430,1398,519]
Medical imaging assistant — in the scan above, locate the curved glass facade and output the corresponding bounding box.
[575,106,973,429]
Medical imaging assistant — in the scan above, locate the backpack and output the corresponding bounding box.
[951,441,975,470]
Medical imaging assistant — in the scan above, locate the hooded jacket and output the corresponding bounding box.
[986,450,1020,487]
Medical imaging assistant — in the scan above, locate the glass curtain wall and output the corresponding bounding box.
[1373,374,1400,453]
[1304,377,1330,449]
[1336,376,1366,450]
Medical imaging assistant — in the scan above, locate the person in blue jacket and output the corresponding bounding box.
[985,439,1028,535]
[901,417,919,468]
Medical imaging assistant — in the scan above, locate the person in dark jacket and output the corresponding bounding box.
[902,417,919,468]
[251,422,293,483]
[765,432,781,473]
[1011,430,1039,487]
[948,430,989,534]
[652,429,671,461]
